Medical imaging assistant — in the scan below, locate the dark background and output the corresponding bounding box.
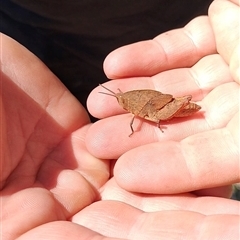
[1,0,212,108]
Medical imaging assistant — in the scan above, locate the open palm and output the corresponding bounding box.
[1,0,239,239]
[87,0,239,195]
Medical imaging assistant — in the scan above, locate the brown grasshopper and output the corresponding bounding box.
[99,84,201,136]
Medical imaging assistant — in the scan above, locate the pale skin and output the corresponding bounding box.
[1,0,239,240]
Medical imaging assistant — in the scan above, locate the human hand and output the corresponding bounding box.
[0,33,111,239]
[3,33,237,240]
[83,2,240,238]
[6,33,235,240]
[87,0,239,196]
[2,0,240,238]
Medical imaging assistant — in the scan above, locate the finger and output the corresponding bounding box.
[73,200,239,240]
[1,127,109,239]
[86,113,204,159]
[37,125,109,215]
[202,82,239,129]
[17,221,121,240]
[193,185,233,198]
[114,114,239,194]
[2,188,63,239]
[86,56,236,159]
[88,54,232,119]
[209,0,240,83]
[101,178,237,214]
[103,16,216,79]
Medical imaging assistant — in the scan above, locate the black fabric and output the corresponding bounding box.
[0,0,212,110]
